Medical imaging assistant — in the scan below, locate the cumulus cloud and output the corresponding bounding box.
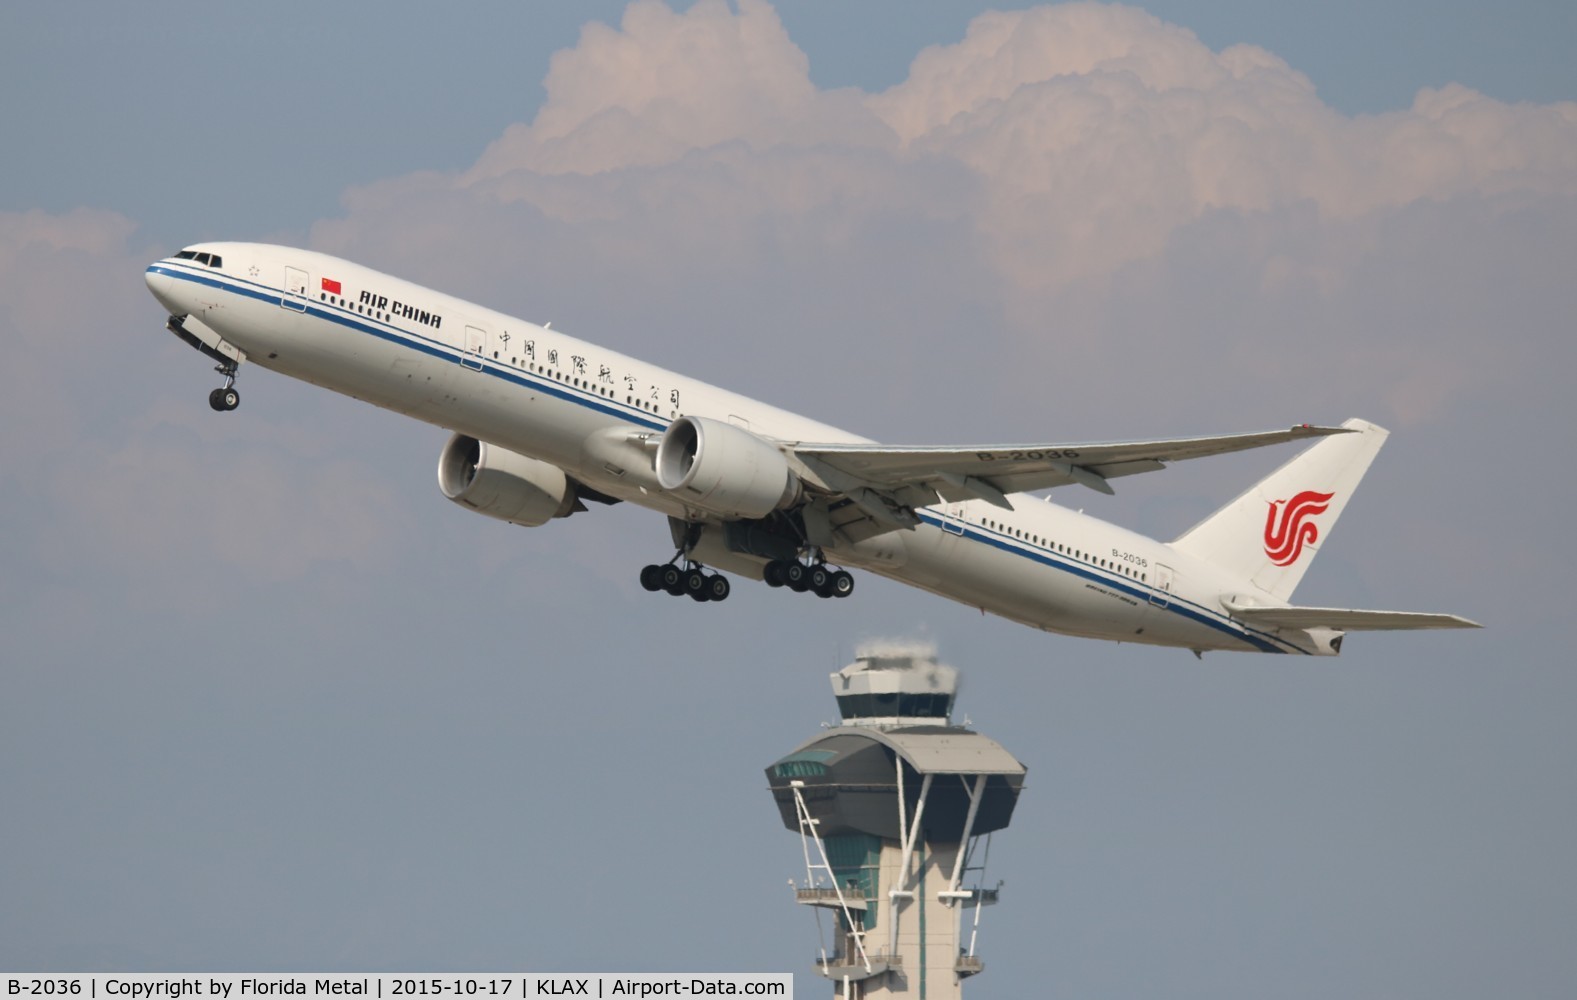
[308,0,1576,447]
[358,1,1577,295]
[868,5,1577,288]
[317,3,1574,291]
[465,0,890,179]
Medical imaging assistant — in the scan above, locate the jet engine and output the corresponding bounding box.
[437,433,579,527]
[655,415,801,519]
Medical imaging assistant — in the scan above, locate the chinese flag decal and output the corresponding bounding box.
[322,277,342,295]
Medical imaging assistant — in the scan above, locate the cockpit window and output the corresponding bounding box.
[173,249,221,268]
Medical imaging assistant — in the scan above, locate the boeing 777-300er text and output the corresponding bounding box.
[144,243,1479,655]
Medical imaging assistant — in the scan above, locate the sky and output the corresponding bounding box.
[1,1,1574,996]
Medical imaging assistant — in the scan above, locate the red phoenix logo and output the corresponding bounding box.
[1263,491,1335,565]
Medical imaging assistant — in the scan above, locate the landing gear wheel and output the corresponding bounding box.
[763,560,787,588]
[706,574,731,602]
[784,562,810,592]
[829,570,855,598]
[683,567,709,601]
[810,565,833,598]
[208,357,241,411]
[640,564,664,592]
[660,564,685,596]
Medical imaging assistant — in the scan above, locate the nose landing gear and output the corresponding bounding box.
[207,359,240,412]
[166,315,242,412]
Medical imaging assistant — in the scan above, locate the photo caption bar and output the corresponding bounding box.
[3,977,791,1000]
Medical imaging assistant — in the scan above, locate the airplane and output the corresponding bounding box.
[143,243,1479,656]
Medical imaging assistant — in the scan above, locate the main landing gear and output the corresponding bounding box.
[763,559,855,599]
[639,518,853,603]
[640,559,732,602]
[208,359,240,412]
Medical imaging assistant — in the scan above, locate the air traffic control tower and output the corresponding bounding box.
[766,646,1027,999]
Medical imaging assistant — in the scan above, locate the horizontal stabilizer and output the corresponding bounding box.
[1223,601,1482,632]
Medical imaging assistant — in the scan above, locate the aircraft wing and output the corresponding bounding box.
[790,424,1350,514]
[1225,604,1483,631]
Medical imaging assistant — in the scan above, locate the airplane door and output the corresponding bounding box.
[932,504,967,572]
[1148,563,1174,608]
[282,266,309,312]
[942,502,966,535]
[462,325,486,370]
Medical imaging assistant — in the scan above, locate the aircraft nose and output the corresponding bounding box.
[145,264,180,313]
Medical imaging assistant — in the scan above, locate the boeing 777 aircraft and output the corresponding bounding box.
[144,243,1478,655]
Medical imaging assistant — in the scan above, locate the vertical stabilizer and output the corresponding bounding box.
[1170,418,1388,602]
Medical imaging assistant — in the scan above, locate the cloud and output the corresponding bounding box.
[867,6,1577,290]
[313,3,1575,290]
[0,208,144,447]
[0,207,136,261]
[354,1,1577,300]
[0,209,419,604]
[464,0,890,179]
[306,1,1577,449]
[46,422,415,590]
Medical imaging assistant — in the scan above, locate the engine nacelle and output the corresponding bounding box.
[437,434,578,527]
[655,415,801,519]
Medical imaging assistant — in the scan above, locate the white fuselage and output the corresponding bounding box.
[145,242,1325,654]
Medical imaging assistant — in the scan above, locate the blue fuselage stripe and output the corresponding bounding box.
[149,263,671,430]
[914,511,1301,653]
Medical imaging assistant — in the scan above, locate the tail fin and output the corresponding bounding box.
[1170,418,1387,602]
